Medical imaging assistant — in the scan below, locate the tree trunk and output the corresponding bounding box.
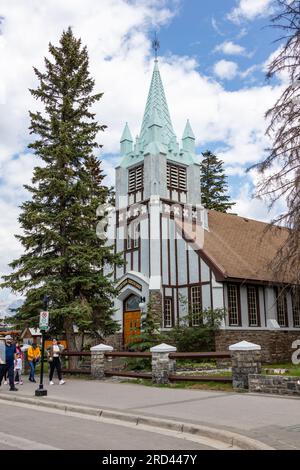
[64,320,79,370]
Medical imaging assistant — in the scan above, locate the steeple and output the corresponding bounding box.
[139,61,175,152]
[120,122,133,155]
[119,58,198,168]
[182,119,195,152]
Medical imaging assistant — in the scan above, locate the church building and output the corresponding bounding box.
[108,57,300,361]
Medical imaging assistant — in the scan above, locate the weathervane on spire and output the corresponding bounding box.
[152,32,160,62]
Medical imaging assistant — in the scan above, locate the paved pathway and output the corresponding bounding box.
[1,379,300,449]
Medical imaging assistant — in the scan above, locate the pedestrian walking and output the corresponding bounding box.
[27,343,41,383]
[14,353,23,385]
[47,339,65,385]
[0,335,18,391]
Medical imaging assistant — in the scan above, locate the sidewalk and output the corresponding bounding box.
[1,378,300,449]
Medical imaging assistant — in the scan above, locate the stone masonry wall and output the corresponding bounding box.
[149,290,163,327]
[90,352,105,379]
[249,374,300,396]
[151,352,171,384]
[104,333,123,351]
[231,350,261,389]
[216,330,300,363]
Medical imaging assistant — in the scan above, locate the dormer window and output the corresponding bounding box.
[167,163,187,202]
[128,165,144,204]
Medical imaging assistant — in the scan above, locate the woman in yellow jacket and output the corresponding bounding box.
[27,343,41,383]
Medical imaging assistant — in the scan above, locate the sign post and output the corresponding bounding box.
[35,298,49,397]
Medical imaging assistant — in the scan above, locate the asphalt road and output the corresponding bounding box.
[0,402,212,450]
[2,379,300,449]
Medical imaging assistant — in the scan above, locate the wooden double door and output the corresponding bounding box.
[123,295,141,347]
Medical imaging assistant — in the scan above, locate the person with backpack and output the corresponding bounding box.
[27,342,41,383]
[47,339,65,385]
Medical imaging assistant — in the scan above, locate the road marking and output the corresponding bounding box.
[0,431,60,450]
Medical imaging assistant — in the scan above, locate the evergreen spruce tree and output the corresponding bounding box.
[1,28,123,350]
[200,151,235,212]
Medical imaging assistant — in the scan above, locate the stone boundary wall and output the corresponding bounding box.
[249,374,300,396]
[104,333,123,351]
[215,330,300,363]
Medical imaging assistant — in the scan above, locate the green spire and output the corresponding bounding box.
[120,122,133,142]
[182,119,195,140]
[148,107,163,128]
[120,122,133,155]
[119,62,199,167]
[139,61,175,151]
[182,119,195,152]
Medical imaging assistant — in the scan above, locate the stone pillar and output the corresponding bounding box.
[90,343,114,380]
[229,340,261,390]
[149,290,163,327]
[150,343,177,384]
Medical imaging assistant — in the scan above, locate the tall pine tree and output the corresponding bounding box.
[2,28,122,349]
[200,151,235,213]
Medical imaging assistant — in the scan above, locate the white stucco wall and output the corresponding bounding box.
[188,248,199,283]
[200,259,210,283]
[177,237,187,285]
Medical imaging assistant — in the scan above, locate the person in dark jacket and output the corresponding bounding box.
[47,339,65,385]
[0,335,18,391]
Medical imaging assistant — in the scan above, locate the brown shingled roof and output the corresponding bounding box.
[202,210,291,284]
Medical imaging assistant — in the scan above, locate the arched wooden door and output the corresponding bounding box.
[123,294,141,347]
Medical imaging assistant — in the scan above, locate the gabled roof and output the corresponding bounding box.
[21,327,41,337]
[202,210,291,284]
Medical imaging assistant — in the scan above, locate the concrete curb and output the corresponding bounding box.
[0,393,273,450]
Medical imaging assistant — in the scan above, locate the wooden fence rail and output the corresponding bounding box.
[61,350,231,359]
[59,349,232,384]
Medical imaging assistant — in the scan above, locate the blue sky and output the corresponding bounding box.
[154,0,280,202]
[0,0,286,310]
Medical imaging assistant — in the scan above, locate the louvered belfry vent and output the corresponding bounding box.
[166,163,187,202]
[128,165,144,193]
[167,163,187,191]
[128,164,144,204]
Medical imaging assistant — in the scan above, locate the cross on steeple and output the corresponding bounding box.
[152,32,160,62]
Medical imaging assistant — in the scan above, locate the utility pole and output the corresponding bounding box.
[35,294,49,397]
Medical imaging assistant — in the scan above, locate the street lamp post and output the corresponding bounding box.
[35,294,49,397]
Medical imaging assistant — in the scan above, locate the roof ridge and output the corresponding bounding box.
[208,209,288,231]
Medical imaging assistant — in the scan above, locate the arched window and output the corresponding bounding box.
[125,294,140,311]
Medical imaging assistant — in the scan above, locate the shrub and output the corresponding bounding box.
[167,309,225,352]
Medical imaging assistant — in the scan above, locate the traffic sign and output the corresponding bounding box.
[39,311,49,330]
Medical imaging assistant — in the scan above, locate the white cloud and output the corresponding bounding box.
[236,27,248,39]
[211,17,224,36]
[233,182,287,223]
[225,165,246,177]
[214,41,246,56]
[0,0,178,305]
[228,0,273,23]
[213,59,239,80]
[0,0,286,306]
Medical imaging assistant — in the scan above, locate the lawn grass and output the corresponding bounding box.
[262,363,300,377]
[121,378,234,392]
